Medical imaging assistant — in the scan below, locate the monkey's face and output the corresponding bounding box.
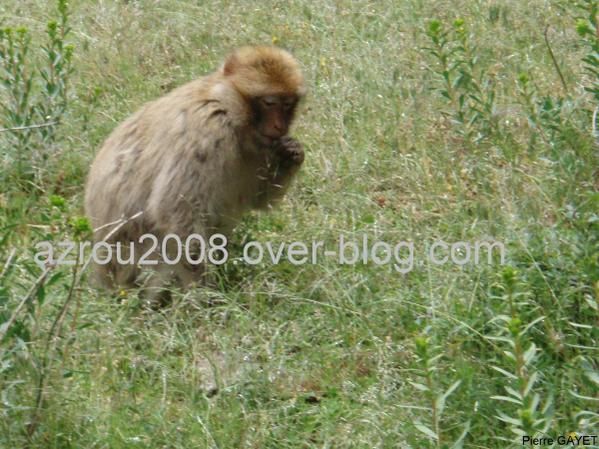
[252,95,298,144]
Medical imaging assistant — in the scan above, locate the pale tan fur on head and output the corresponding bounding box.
[222,46,306,98]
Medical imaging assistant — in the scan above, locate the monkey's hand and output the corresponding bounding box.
[274,136,304,168]
[256,136,303,208]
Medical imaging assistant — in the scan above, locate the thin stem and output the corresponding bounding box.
[0,121,57,133]
[544,26,568,94]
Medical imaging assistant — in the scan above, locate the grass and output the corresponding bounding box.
[1,0,597,448]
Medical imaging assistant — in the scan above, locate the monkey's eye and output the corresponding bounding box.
[260,96,279,108]
[283,101,296,111]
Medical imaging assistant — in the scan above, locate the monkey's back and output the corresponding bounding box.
[84,75,259,240]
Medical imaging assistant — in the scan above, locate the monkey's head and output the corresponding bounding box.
[223,46,306,144]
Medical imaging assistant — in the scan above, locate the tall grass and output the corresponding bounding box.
[0,0,597,447]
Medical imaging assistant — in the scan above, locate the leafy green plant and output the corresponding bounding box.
[0,189,93,435]
[37,0,74,142]
[0,26,34,177]
[0,0,74,187]
[572,0,599,144]
[424,18,497,142]
[574,0,599,103]
[516,73,569,154]
[410,335,469,449]
[487,267,554,445]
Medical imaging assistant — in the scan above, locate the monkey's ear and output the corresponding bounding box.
[223,53,238,76]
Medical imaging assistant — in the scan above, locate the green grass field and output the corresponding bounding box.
[1,1,598,448]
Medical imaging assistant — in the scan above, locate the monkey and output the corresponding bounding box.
[84,46,306,298]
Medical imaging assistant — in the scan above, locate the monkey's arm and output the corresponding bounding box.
[254,136,304,209]
[145,103,239,233]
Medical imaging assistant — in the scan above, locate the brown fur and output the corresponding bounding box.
[84,46,306,296]
[224,46,306,97]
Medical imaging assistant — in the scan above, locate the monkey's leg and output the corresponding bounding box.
[89,260,115,289]
[89,239,122,289]
[140,264,176,307]
[132,235,174,306]
[112,241,139,287]
[169,232,210,288]
[139,234,208,306]
[174,261,207,288]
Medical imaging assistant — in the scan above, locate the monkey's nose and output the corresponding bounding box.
[274,123,287,135]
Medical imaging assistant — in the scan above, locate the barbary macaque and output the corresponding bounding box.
[84,46,306,296]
